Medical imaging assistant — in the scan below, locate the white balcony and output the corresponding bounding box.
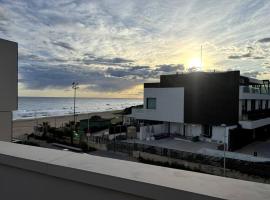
[239,86,270,100]
[239,117,270,129]
[1,141,270,200]
[131,87,184,123]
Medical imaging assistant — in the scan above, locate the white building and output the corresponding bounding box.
[0,39,18,141]
[129,71,270,151]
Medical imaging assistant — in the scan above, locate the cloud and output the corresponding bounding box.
[80,54,134,66]
[52,41,74,51]
[1,0,270,96]
[228,55,242,59]
[258,38,270,43]
[241,71,260,78]
[106,64,184,79]
[19,64,141,92]
[253,56,265,59]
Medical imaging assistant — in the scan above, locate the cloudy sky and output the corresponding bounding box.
[1,0,270,98]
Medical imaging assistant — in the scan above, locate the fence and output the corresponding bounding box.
[88,135,270,178]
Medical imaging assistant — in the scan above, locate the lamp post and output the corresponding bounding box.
[72,82,79,145]
[221,123,226,177]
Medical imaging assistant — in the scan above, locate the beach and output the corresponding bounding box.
[12,110,122,139]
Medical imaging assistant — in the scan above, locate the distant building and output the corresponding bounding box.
[0,38,18,141]
[128,71,270,150]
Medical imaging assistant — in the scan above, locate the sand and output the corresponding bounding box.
[12,110,122,139]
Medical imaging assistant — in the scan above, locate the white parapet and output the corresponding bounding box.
[131,87,184,123]
[239,117,270,129]
[1,141,270,200]
[0,39,18,142]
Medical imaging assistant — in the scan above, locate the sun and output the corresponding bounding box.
[188,58,202,70]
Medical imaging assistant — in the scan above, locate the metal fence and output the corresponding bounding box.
[88,135,270,178]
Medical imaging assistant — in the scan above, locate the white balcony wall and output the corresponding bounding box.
[5,141,270,200]
[132,87,184,123]
[0,112,12,141]
[0,39,18,141]
[239,118,270,129]
[0,39,18,111]
[239,86,270,100]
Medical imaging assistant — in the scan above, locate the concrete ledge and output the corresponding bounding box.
[239,118,270,129]
[0,141,270,200]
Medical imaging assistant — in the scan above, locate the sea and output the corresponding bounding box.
[13,97,143,120]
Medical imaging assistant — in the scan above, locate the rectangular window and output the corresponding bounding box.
[146,98,156,109]
[242,99,247,114]
[259,100,263,110]
[266,100,269,110]
[251,100,256,111]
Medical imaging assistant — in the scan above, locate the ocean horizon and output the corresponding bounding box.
[13,97,142,120]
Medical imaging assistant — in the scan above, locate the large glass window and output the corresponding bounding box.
[146,98,156,109]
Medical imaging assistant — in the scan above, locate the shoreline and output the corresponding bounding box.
[12,109,123,139]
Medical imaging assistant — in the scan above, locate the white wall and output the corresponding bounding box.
[239,100,242,119]
[212,126,226,144]
[0,39,18,111]
[0,112,12,141]
[247,100,251,111]
[132,87,184,123]
[138,124,166,140]
[185,124,201,137]
[3,141,268,200]
[211,125,237,145]
[239,118,270,129]
[0,39,18,141]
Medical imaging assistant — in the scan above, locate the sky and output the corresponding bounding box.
[0,0,270,98]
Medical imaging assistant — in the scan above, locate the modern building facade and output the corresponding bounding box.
[0,38,18,141]
[130,71,270,150]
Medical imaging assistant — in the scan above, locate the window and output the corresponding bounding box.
[259,100,263,110]
[146,98,156,109]
[202,125,212,138]
[242,99,247,114]
[251,100,256,111]
[266,101,269,110]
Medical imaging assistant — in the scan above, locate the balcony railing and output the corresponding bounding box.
[242,86,270,95]
[241,109,270,121]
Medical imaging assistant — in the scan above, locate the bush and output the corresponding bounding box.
[80,141,96,152]
[192,136,199,142]
[18,140,40,147]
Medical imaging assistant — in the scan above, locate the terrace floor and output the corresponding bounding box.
[125,137,218,154]
[236,139,270,158]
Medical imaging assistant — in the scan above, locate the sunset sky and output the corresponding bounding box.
[0,0,270,98]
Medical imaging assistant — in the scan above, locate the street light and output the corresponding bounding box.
[72,82,79,145]
[221,123,226,177]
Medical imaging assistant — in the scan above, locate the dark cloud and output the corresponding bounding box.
[19,62,184,91]
[228,55,242,59]
[19,64,141,92]
[106,65,150,78]
[241,52,252,58]
[253,56,265,59]
[155,64,184,72]
[106,64,184,79]
[80,54,134,66]
[258,38,270,43]
[227,51,267,60]
[52,41,74,50]
[19,53,66,64]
